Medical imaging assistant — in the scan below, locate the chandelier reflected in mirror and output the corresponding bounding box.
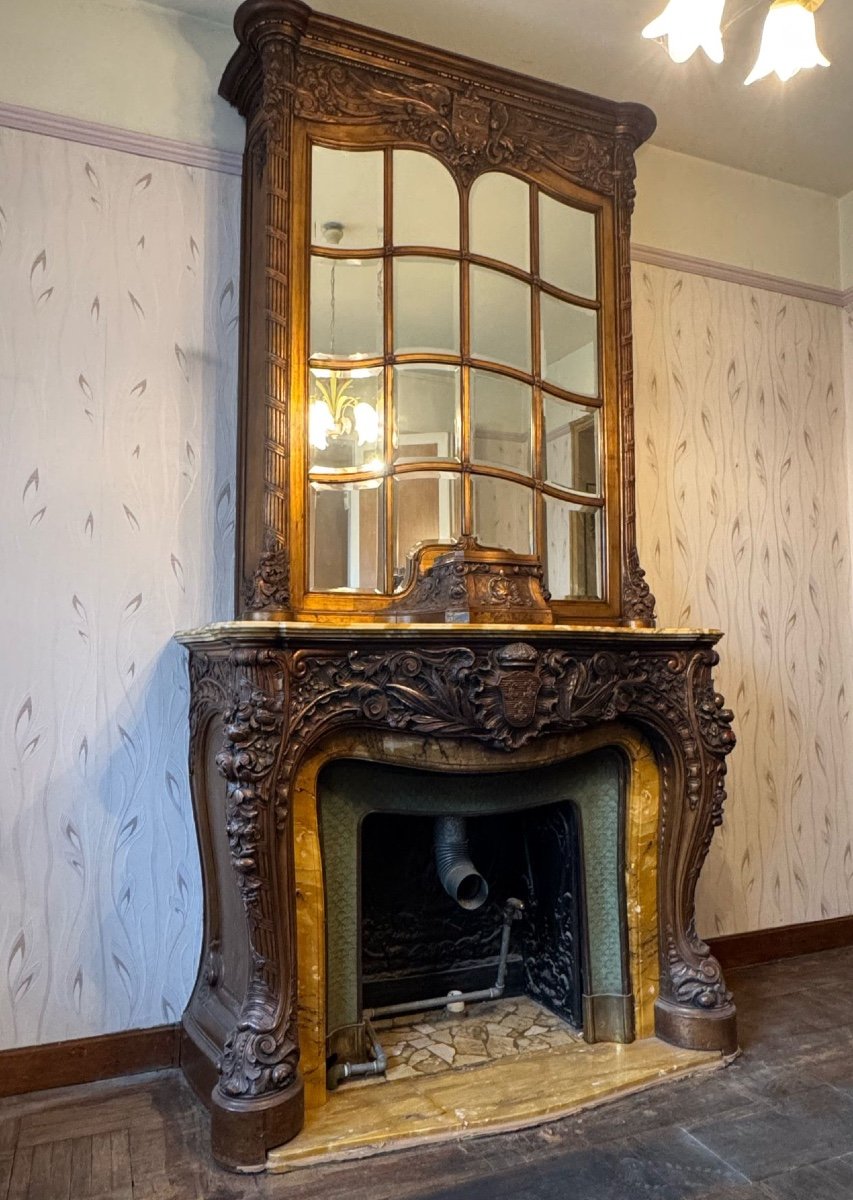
[642,0,830,84]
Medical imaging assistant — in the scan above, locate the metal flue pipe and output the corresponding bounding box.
[433,815,489,910]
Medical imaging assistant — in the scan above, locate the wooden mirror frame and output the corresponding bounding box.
[220,0,658,626]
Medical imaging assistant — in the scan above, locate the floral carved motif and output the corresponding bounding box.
[244,531,291,613]
[214,649,298,1098]
[295,56,615,190]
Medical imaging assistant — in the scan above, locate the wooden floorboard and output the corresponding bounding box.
[2,948,853,1198]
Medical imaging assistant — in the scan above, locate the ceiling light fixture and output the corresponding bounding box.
[745,0,830,84]
[642,0,726,64]
[642,0,831,83]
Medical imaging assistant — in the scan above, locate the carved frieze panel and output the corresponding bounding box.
[295,54,617,190]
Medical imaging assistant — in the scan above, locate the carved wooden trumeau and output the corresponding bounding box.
[220,0,658,627]
[176,0,737,1173]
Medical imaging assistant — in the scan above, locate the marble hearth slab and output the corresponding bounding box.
[266,1036,725,1172]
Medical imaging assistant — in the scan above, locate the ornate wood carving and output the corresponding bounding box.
[213,649,299,1100]
[219,0,657,625]
[393,538,553,625]
[295,55,616,191]
[182,627,736,1166]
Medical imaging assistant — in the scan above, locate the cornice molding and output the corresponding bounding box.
[0,100,242,176]
[0,101,847,309]
[632,242,848,309]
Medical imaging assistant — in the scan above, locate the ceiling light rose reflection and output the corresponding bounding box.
[642,0,726,64]
[745,0,829,84]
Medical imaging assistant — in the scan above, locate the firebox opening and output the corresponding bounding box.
[360,802,586,1032]
[318,748,634,1084]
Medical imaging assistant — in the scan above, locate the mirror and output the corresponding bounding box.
[312,146,384,250]
[394,257,460,355]
[310,479,384,592]
[539,194,596,298]
[393,472,462,586]
[394,365,461,463]
[470,266,531,371]
[544,495,602,599]
[470,370,532,475]
[310,257,383,361]
[308,367,383,474]
[470,172,530,269]
[543,395,600,494]
[394,151,459,249]
[540,294,598,396]
[472,476,534,555]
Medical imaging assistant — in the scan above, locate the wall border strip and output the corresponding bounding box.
[1,101,850,307]
[0,100,242,176]
[0,1024,181,1099]
[632,243,849,308]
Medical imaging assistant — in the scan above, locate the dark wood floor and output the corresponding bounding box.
[4,946,853,1199]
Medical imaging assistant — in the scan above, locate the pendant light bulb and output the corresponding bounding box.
[745,0,830,84]
[642,0,726,65]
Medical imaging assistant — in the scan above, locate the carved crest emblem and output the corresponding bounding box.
[451,92,491,152]
[498,671,544,728]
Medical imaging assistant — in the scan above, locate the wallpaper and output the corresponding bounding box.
[633,263,853,936]
[0,125,239,1048]
[2,121,852,1053]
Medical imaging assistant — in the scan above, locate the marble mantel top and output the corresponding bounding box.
[175,620,723,649]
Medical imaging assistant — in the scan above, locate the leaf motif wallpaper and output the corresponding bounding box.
[2,119,852,1051]
[0,126,239,1048]
[633,263,853,937]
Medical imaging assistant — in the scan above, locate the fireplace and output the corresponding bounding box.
[321,751,629,1070]
[175,0,738,1174]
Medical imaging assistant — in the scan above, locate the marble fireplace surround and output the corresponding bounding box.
[299,730,660,1111]
[177,620,737,1171]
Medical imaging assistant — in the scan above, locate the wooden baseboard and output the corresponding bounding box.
[0,1023,181,1099]
[709,915,853,971]
[4,917,853,1099]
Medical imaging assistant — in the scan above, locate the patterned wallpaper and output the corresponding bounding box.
[0,125,239,1048]
[633,264,853,937]
[2,120,852,1050]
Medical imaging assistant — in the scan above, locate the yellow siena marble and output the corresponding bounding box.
[293,723,663,1109]
[267,1036,723,1172]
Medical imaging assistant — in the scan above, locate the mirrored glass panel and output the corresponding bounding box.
[470,173,530,270]
[539,195,596,299]
[393,471,461,588]
[311,146,384,250]
[544,395,600,494]
[470,370,532,475]
[472,476,534,555]
[308,367,383,474]
[394,151,459,249]
[310,479,384,592]
[394,257,460,355]
[544,496,602,599]
[394,365,461,463]
[470,267,531,371]
[310,257,383,361]
[540,293,598,396]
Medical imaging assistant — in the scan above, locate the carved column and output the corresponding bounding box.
[223,1,310,619]
[210,648,302,1169]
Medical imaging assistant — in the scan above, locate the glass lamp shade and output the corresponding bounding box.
[642,0,726,64]
[745,0,829,84]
